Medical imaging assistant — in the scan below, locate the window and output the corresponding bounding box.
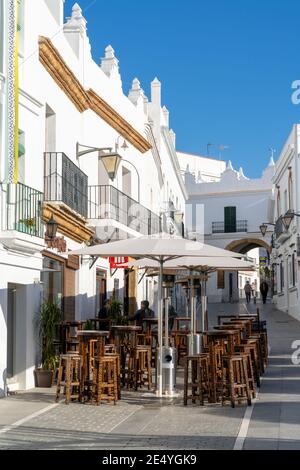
[0,0,4,73]
[217,271,225,289]
[45,104,56,152]
[284,190,288,214]
[272,264,277,295]
[224,207,236,233]
[288,254,296,288]
[280,261,284,292]
[41,257,63,310]
[288,169,293,211]
[18,130,25,183]
[277,188,281,218]
[17,0,25,57]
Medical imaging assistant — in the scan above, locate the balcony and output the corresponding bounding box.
[4,182,44,238]
[44,152,88,218]
[88,185,162,237]
[212,220,248,234]
[274,216,290,244]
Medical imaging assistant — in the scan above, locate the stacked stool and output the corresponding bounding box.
[183,353,210,406]
[55,354,82,404]
[221,354,252,408]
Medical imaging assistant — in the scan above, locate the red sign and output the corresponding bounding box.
[109,256,129,269]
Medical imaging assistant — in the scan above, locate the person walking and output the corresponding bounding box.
[244,281,252,304]
[260,281,269,304]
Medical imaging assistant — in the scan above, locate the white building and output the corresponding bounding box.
[183,158,275,302]
[177,151,226,183]
[0,1,186,395]
[271,125,300,319]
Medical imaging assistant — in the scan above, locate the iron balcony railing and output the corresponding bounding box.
[275,216,288,240]
[88,185,162,236]
[4,182,44,238]
[44,152,88,218]
[212,220,248,234]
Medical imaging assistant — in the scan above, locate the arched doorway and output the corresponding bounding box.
[225,238,272,255]
[224,238,272,303]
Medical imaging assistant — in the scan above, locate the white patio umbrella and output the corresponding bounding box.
[127,256,255,339]
[70,235,243,397]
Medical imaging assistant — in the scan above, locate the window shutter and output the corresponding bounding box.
[224,207,236,233]
[217,270,225,289]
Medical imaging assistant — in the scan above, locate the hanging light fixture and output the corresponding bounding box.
[100,152,122,180]
[259,223,268,237]
[45,215,58,240]
[281,210,294,231]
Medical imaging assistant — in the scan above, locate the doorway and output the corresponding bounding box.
[96,269,107,314]
[7,284,17,379]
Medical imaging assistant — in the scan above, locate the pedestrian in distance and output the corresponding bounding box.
[244,280,252,304]
[260,281,269,304]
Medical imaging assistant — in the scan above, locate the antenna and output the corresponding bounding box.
[207,143,213,155]
[219,145,229,160]
[269,147,276,159]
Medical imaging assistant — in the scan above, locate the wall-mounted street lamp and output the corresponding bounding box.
[281,210,300,231]
[45,215,67,253]
[76,143,122,181]
[45,215,58,240]
[76,140,141,201]
[260,222,275,237]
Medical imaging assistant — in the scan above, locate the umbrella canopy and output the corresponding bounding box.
[70,235,242,259]
[126,256,255,271]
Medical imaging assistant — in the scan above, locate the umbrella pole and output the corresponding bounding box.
[164,291,169,347]
[157,257,164,397]
[201,273,208,332]
[189,271,193,329]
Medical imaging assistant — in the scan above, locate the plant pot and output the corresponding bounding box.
[35,369,53,388]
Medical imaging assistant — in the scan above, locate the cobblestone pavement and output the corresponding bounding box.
[1,300,299,450]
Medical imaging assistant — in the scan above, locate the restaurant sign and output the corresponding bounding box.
[109,256,129,268]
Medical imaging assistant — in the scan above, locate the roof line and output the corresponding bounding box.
[177,150,226,162]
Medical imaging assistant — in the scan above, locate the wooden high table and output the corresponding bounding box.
[109,326,142,386]
[77,330,109,402]
[59,321,83,354]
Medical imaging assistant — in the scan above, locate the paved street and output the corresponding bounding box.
[1,301,300,450]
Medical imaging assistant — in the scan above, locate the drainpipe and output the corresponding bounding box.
[294,125,300,314]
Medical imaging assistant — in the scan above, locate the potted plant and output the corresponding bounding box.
[35,300,62,387]
[108,299,128,325]
[17,217,37,235]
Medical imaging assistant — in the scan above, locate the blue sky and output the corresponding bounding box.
[65,0,300,177]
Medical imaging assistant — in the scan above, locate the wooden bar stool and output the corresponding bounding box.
[248,334,265,374]
[94,355,118,405]
[173,331,188,365]
[239,340,260,388]
[183,354,210,406]
[127,346,152,390]
[66,338,79,353]
[234,348,256,398]
[55,354,82,404]
[221,354,252,408]
[205,330,238,403]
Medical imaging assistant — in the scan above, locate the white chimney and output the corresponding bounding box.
[151,77,161,107]
[64,3,87,59]
[162,106,169,128]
